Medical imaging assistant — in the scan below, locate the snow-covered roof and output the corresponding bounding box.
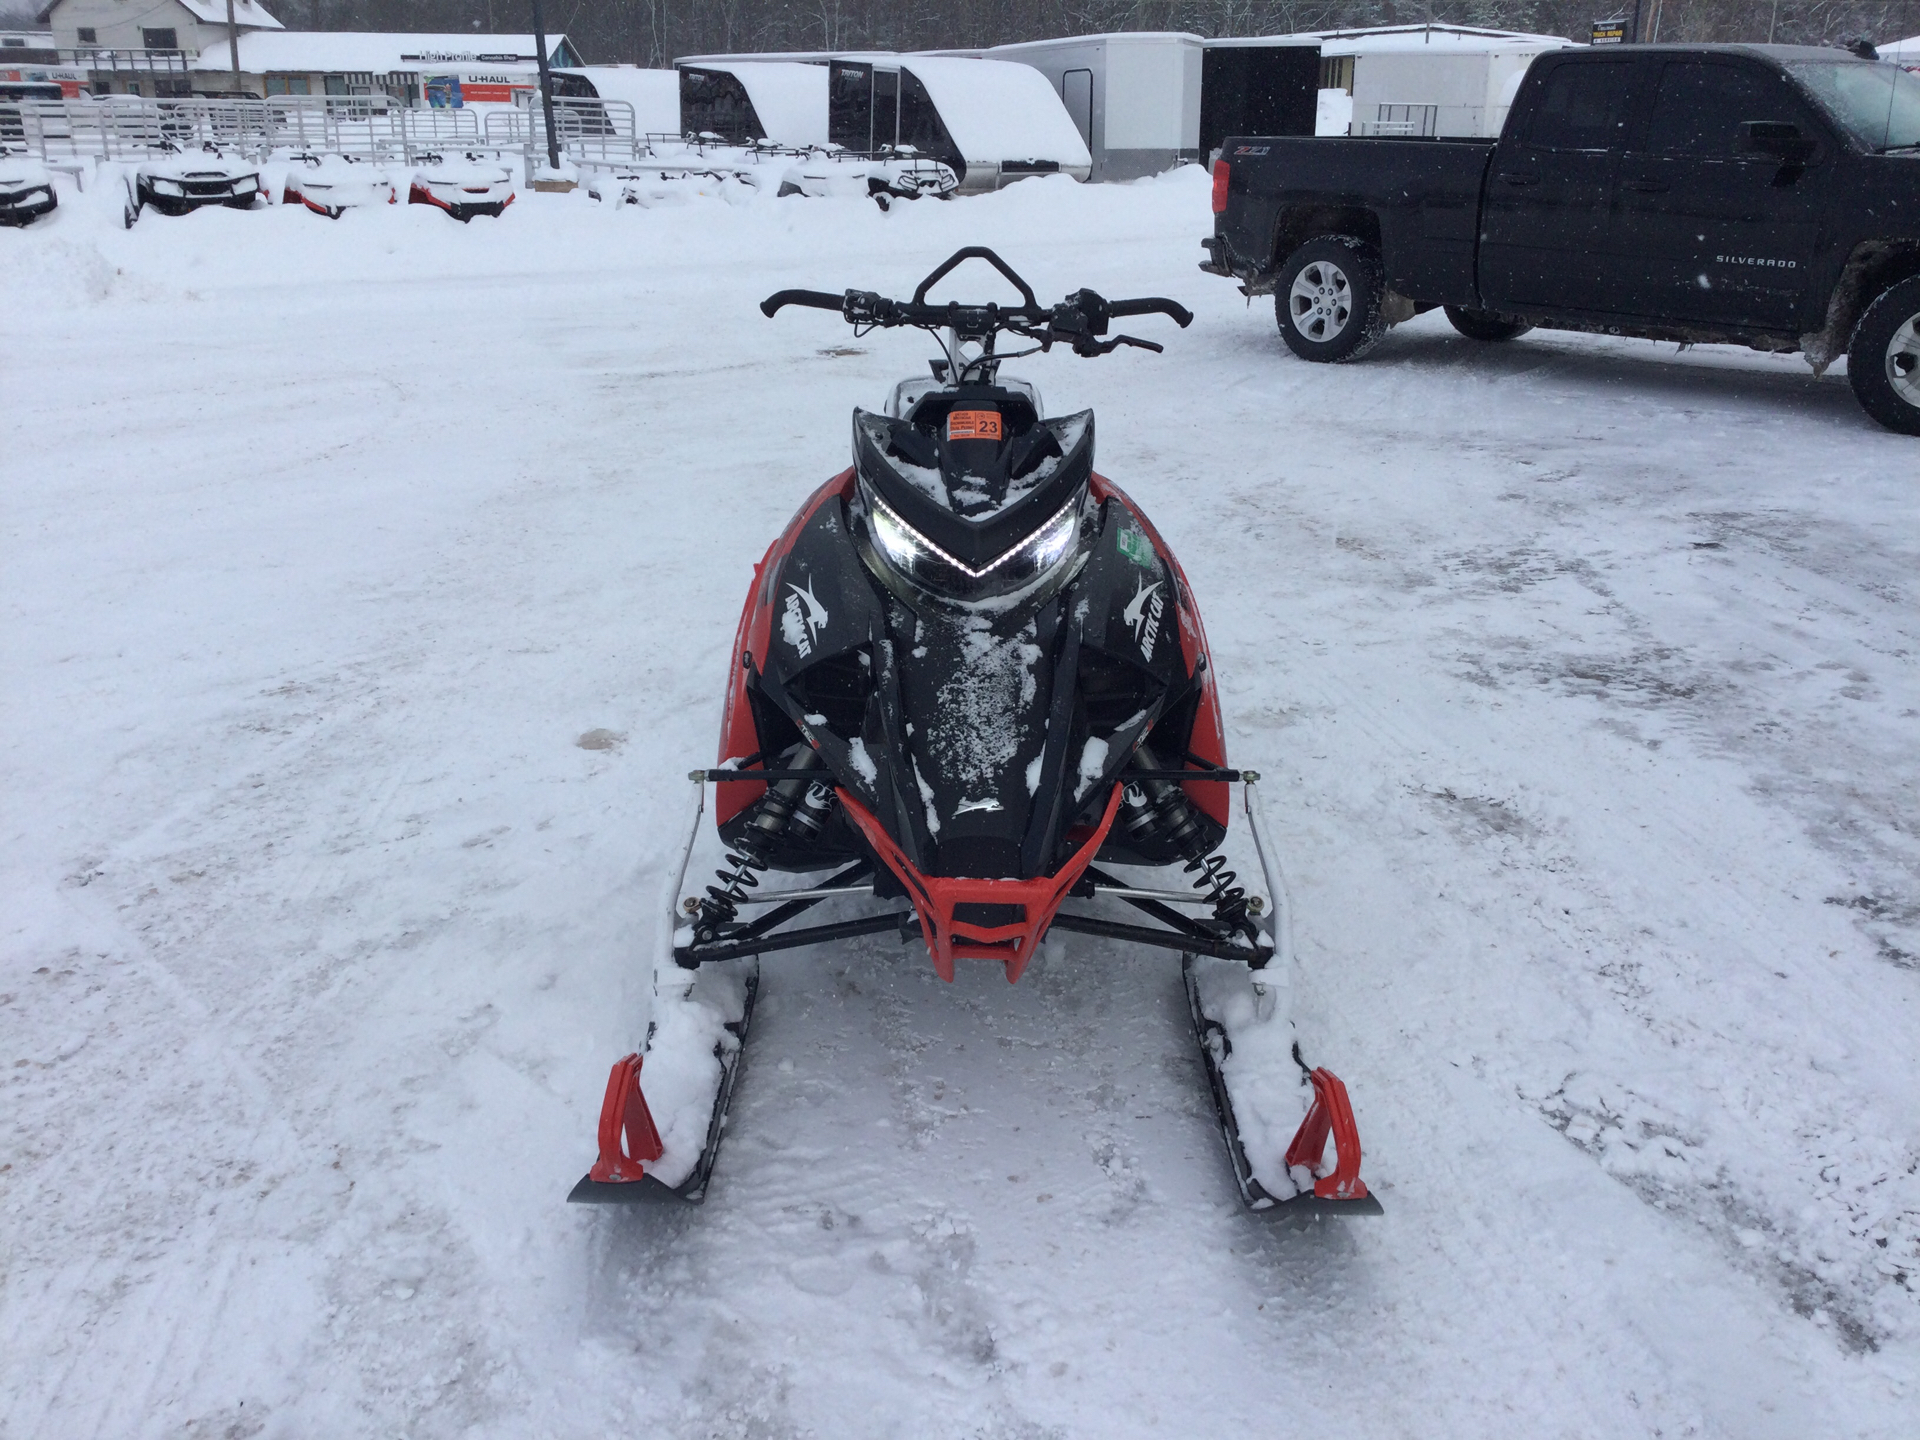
[1207,25,1565,56]
[557,66,679,132]
[191,30,572,74]
[682,60,828,146]
[1882,34,1920,63]
[901,56,1090,167]
[1311,25,1570,56]
[176,0,283,30]
[990,32,1204,51]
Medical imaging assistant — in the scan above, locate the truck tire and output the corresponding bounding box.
[1444,306,1532,343]
[1848,275,1920,436]
[1274,235,1387,363]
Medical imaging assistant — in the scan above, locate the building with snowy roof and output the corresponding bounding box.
[37,0,279,94]
[34,0,575,102]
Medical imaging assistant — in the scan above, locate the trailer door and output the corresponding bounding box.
[1062,68,1092,148]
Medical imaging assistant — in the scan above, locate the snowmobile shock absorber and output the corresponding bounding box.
[690,747,828,949]
[1122,743,1252,933]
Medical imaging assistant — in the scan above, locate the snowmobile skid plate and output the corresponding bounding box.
[568,961,760,1205]
[1183,954,1383,1217]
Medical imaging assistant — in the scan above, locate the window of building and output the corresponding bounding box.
[3,36,25,47]
[266,75,311,96]
[142,28,178,51]
[323,74,348,96]
[76,27,96,43]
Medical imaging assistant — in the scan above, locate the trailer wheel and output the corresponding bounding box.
[1444,306,1532,343]
[1848,275,1920,436]
[1274,235,1387,363]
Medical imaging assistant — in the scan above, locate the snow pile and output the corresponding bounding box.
[639,955,753,1188]
[1188,955,1317,1198]
[6,162,1920,1438]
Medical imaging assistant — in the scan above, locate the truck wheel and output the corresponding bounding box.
[1444,306,1532,343]
[1274,236,1387,363]
[1849,275,1920,436]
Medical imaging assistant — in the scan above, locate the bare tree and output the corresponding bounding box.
[262,0,1920,65]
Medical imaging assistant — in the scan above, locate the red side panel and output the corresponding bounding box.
[1091,474,1231,828]
[715,470,858,827]
[839,786,1124,984]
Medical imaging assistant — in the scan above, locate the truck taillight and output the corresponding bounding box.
[1211,160,1230,214]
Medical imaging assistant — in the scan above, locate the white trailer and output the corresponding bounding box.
[557,66,679,136]
[979,32,1202,183]
[1305,25,1570,139]
[676,60,829,147]
[680,51,1089,194]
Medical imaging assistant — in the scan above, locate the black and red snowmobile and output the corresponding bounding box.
[570,249,1380,1217]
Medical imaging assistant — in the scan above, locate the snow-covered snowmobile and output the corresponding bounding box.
[571,248,1380,1217]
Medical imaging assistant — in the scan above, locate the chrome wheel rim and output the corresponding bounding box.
[1887,314,1920,408]
[1289,260,1353,342]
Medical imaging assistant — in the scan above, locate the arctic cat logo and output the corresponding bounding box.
[1123,576,1165,661]
[782,576,829,658]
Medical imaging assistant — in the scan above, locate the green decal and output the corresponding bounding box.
[1117,526,1154,568]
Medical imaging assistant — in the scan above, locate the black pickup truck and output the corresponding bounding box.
[1201,44,1920,433]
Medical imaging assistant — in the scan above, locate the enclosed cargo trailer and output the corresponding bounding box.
[982,32,1203,182]
[1198,37,1322,158]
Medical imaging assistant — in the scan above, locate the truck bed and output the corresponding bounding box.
[1212,136,1496,307]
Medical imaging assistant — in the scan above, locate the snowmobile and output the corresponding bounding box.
[570,248,1380,1217]
[122,143,262,228]
[407,155,515,222]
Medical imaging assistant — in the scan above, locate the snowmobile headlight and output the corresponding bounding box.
[149,177,184,196]
[863,485,1088,604]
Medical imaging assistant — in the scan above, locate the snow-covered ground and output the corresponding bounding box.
[4,168,1917,1438]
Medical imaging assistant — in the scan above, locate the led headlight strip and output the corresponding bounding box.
[868,487,1083,584]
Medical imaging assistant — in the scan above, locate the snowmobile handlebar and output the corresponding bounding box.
[761,246,1191,361]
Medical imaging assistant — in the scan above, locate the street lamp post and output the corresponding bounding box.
[529,0,561,171]
[226,0,242,95]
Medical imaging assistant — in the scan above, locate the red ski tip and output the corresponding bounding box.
[1284,1067,1372,1203]
[587,1053,664,1185]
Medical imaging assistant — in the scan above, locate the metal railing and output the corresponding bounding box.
[61,46,197,74]
[8,94,483,163]
[1358,103,1439,139]
[483,96,644,164]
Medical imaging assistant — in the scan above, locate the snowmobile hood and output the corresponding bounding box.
[852,388,1094,572]
[745,474,1203,883]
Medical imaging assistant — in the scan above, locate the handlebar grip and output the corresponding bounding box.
[760,289,849,318]
[1105,297,1194,327]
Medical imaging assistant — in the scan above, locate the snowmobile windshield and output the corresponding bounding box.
[856,476,1094,607]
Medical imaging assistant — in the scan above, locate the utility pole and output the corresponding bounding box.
[529,0,561,171]
[226,0,242,95]
[1629,0,1644,43]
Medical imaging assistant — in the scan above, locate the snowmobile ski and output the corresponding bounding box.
[1184,956,1382,1216]
[567,960,759,1204]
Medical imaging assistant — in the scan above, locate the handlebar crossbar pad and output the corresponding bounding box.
[761,289,848,318]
